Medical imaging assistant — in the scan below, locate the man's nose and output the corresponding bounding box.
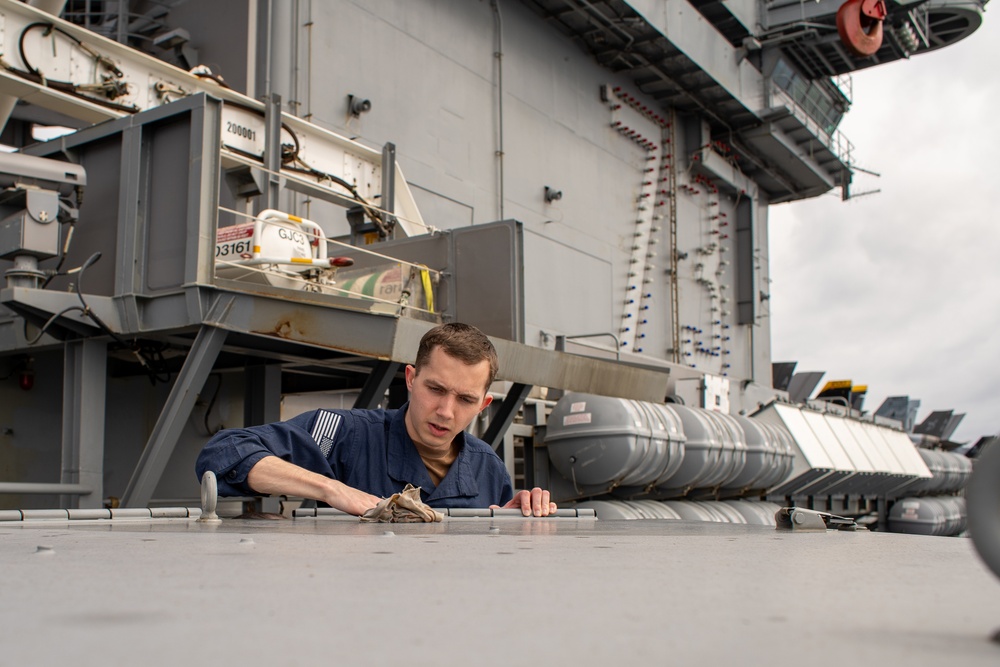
[436,394,456,418]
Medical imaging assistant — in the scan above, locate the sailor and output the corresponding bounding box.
[195,322,557,516]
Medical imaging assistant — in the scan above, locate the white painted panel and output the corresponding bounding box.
[843,419,893,472]
[824,415,877,472]
[773,404,834,468]
[800,410,855,471]
[859,422,906,474]
[874,428,932,478]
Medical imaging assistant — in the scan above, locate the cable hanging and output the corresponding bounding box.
[26,252,172,385]
[1,21,138,112]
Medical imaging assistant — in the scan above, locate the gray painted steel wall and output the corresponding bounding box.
[216,0,774,384]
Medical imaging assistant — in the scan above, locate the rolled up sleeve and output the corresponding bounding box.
[194,412,335,497]
[195,430,276,496]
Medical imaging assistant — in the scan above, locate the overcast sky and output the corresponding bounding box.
[768,11,999,445]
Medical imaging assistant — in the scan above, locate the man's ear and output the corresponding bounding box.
[404,364,416,390]
[479,394,493,412]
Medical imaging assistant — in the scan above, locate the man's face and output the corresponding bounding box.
[404,346,494,452]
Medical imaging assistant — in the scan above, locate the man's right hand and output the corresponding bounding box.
[246,455,381,516]
[325,480,382,516]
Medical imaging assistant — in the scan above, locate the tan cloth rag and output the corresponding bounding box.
[360,484,444,523]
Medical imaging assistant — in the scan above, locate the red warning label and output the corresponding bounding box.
[216,223,254,243]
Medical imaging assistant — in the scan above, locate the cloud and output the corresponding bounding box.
[769,16,1000,443]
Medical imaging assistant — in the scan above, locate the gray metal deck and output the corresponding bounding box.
[3,516,999,666]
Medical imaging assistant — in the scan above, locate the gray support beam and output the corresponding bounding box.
[735,197,757,325]
[500,428,517,480]
[482,383,532,454]
[244,361,282,426]
[116,112,144,308]
[380,142,396,236]
[353,360,402,410]
[60,339,106,508]
[201,288,673,402]
[488,336,671,401]
[262,92,282,210]
[521,401,549,492]
[186,92,224,291]
[115,0,129,44]
[121,325,227,507]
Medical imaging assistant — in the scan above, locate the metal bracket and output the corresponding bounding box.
[775,507,859,532]
[121,325,228,507]
[353,360,402,410]
[262,92,282,209]
[380,142,397,237]
[483,383,532,453]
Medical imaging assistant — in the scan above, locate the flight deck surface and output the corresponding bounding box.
[3,515,999,666]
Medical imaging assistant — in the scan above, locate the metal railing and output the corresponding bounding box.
[765,77,854,168]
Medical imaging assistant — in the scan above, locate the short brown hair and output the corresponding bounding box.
[415,323,498,390]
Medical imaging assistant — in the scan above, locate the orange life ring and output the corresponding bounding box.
[836,0,884,58]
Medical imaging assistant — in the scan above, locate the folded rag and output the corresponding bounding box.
[360,484,444,523]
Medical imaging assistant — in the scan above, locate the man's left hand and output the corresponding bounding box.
[492,487,557,517]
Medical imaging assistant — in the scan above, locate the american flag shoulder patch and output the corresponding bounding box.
[310,410,343,458]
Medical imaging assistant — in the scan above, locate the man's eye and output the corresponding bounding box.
[430,386,445,394]
[460,396,477,405]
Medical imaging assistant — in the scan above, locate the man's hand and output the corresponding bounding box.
[491,487,557,517]
[325,480,382,516]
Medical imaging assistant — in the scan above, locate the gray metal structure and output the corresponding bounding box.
[0,0,989,513]
[0,92,673,509]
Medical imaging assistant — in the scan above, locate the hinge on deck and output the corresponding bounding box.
[775,507,860,532]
